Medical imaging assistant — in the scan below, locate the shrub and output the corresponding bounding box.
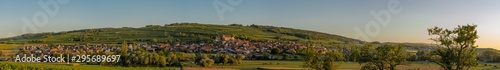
[361,63,378,70]
[199,59,215,67]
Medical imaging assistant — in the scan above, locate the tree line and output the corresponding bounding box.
[302,24,481,70]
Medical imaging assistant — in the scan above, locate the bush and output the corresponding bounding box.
[196,54,215,67]
[199,59,215,67]
[361,63,378,70]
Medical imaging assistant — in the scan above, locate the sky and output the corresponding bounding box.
[0,0,499,49]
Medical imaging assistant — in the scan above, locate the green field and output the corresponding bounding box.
[213,60,305,70]
[0,44,19,50]
[213,60,500,70]
[0,62,178,70]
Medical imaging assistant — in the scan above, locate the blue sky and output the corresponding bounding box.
[0,0,499,49]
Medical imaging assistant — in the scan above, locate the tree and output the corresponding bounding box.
[229,57,237,65]
[159,56,167,66]
[228,24,243,26]
[377,44,406,70]
[428,24,479,70]
[121,41,128,54]
[200,58,215,67]
[478,49,500,62]
[416,50,431,61]
[302,47,344,70]
[152,38,158,43]
[166,52,180,66]
[144,57,150,65]
[349,46,361,62]
[196,54,215,67]
[361,63,378,70]
[271,48,282,54]
[282,54,289,60]
[152,53,160,66]
[223,54,231,65]
[356,44,407,70]
[406,53,418,61]
[323,49,344,70]
[235,54,244,64]
[214,54,223,64]
[303,48,322,70]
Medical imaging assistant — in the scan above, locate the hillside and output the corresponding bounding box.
[0,23,365,45]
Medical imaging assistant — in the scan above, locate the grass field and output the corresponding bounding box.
[0,44,19,50]
[2,60,500,70]
[214,60,305,70]
[211,60,500,70]
[0,62,178,70]
[0,44,19,58]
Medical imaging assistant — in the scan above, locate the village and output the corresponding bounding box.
[10,35,328,60]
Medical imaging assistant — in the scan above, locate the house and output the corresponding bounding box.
[158,43,170,49]
[146,47,156,52]
[50,48,58,52]
[222,35,235,41]
[128,44,134,52]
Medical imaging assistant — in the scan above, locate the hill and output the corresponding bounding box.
[0,23,365,45]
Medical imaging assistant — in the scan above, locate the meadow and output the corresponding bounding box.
[0,44,18,50]
[2,60,500,70]
[210,60,500,70]
[0,62,178,70]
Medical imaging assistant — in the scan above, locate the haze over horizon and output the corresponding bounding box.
[1,0,499,49]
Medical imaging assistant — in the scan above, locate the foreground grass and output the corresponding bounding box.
[2,60,500,70]
[214,60,305,70]
[0,62,178,70]
[213,60,500,70]
[0,44,18,50]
